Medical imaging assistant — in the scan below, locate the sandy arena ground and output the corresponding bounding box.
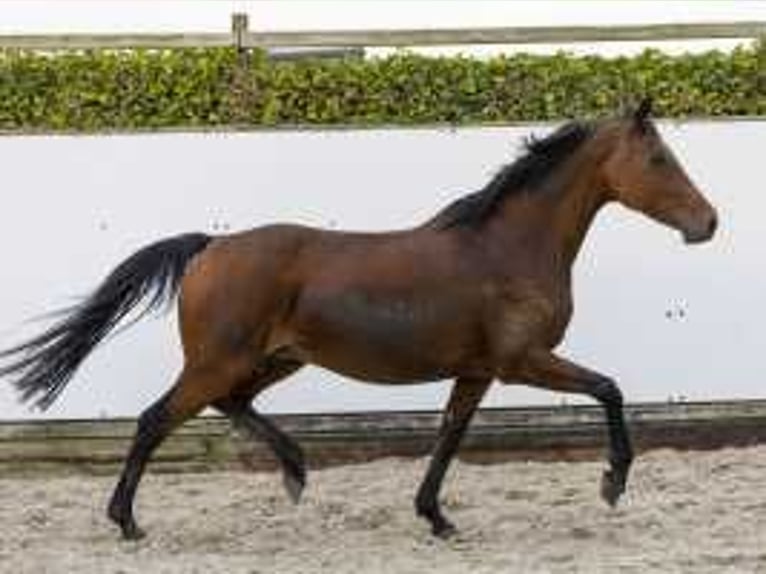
[2,446,766,574]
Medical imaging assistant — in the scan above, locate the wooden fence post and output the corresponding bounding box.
[231,12,249,52]
[230,13,253,124]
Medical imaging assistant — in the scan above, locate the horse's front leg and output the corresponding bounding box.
[505,349,634,506]
[415,376,491,538]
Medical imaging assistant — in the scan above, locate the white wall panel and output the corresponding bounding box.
[0,120,761,419]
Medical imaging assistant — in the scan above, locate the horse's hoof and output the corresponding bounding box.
[283,471,305,504]
[108,503,145,540]
[120,522,146,541]
[600,469,625,507]
[432,520,457,539]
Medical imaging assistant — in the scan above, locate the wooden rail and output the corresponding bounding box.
[240,21,766,49]
[0,14,761,51]
[2,400,766,476]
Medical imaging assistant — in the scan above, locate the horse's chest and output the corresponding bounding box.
[547,297,573,347]
[488,284,574,354]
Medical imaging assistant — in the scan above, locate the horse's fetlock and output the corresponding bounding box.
[612,453,633,471]
[415,495,436,517]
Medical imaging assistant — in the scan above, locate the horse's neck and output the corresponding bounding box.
[492,148,609,276]
[549,165,609,270]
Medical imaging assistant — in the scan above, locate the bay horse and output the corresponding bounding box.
[0,99,717,540]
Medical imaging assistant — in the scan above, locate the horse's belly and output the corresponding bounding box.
[296,325,466,384]
[289,290,483,384]
[310,352,448,385]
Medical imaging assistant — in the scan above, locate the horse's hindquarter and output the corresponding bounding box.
[178,225,315,363]
[288,229,489,383]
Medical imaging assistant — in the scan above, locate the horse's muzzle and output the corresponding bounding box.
[683,211,718,244]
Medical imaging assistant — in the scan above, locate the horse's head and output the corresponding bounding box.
[601,98,717,244]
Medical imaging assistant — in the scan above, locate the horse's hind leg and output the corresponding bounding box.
[214,359,307,503]
[107,362,249,540]
[107,392,174,540]
[415,377,491,538]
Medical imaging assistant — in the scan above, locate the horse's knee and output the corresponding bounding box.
[591,377,623,406]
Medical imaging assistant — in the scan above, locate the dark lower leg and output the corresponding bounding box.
[415,377,490,537]
[107,396,172,540]
[230,404,307,503]
[415,420,469,537]
[593,380,633,506]
[216,394,306,503]
[513,350,634,507]
[107,365,218,540]
[214,359,306,502]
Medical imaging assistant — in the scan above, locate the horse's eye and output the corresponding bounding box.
[649,152,668,167]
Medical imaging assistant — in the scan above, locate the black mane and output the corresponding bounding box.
[435,120,595,229]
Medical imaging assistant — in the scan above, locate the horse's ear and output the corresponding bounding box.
[633,97,653,130]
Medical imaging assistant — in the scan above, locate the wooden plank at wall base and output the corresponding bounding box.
[1,401,766,476]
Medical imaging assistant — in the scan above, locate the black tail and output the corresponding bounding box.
[0,232,212,410]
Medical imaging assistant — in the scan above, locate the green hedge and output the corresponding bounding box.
[0,40,762,131]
